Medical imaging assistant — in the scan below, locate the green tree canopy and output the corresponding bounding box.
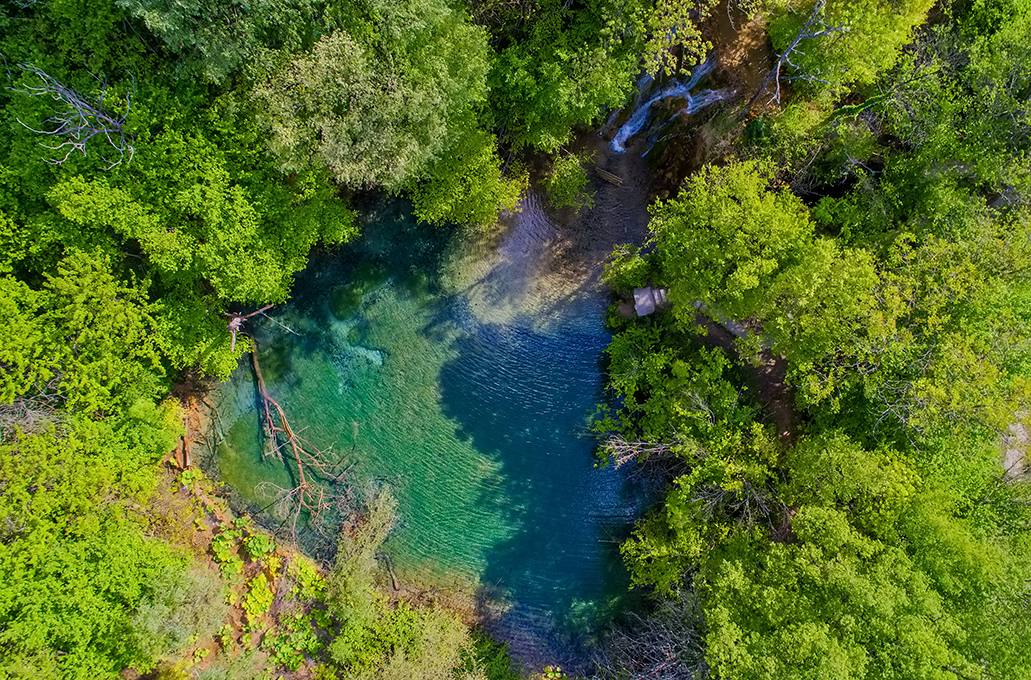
[256,0,490,191]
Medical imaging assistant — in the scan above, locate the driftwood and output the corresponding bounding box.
[251,342,352,543]
[595,166,624,186]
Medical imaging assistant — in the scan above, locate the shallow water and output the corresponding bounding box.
[212,186,654,668]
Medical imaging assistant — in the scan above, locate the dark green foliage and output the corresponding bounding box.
[115,0,316,83]
[487,0,646,151]
[409,127,524,228]
[460,632,520,680]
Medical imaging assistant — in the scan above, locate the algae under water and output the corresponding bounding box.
[213,185,652,665]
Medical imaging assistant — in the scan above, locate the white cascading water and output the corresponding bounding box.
[609,57,725,153]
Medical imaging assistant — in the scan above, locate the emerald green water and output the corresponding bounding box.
[212,191,650,666]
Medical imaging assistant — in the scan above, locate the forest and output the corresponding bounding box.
[0,0,1029,678]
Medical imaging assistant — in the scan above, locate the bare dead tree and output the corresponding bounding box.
[743,0,847,113]
[250,343,352,545]
[602,435,674,468]
[595,590,709,680]
[225,304,274,351]
[0,396,62,441]
[12,64,135,169]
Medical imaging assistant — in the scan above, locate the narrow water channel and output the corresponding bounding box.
[210,139,655,668]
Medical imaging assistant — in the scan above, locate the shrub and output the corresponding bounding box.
[543,152,595,212]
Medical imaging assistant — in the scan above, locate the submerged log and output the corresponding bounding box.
[250,342,353,543]
[379,552,400,591]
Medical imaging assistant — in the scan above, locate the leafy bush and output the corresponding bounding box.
[290,556,327,601]
[243,532,276,563]
[241,573,275,627]
[264,613,323,671]
[210,527,245,577]
[543,152,594,211]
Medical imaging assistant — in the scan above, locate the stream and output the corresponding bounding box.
[208,138,657,669]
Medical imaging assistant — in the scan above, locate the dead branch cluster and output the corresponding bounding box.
[692,480,777,530]
[250,343,352,544]
[594,591,710,680]
[602,435,673,468]
[12,64,135,169]
[745,0,848,112]
[0,395,62,441]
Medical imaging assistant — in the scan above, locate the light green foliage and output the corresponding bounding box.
[0,277,45,404]
[622,424,780,593]
[369,604,481,680]
[210,527,245,577]
[131,567,229,662]
[243,533,276,563]
[410,127,525,228]
[290,556,327,601]
[698,431,1031,680]
[263,612,323,671]
[488,0,647,151]
[651,160,814,319]
[608,87,1031,678]
[701,526,969,680]
[325,493,397,662]
[322,491,483,679]
[0,415,184,678]
[880,4,1031,203]
[767,0,936,97]
[241,573,274,626]
[0,253,163,413]
[649,160,878,366]
[256,0,490,191]
[800,217,1031,433]
[543,151,594,211]
[596,320,778,592]
[643,0,717,78]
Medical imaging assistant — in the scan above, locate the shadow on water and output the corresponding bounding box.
[435,316,649,670]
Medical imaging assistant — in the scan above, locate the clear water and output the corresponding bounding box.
[212,191,651,667]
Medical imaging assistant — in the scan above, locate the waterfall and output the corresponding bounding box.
[609,57,725,153]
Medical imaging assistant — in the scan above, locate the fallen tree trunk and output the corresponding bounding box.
[250,342,352,544]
